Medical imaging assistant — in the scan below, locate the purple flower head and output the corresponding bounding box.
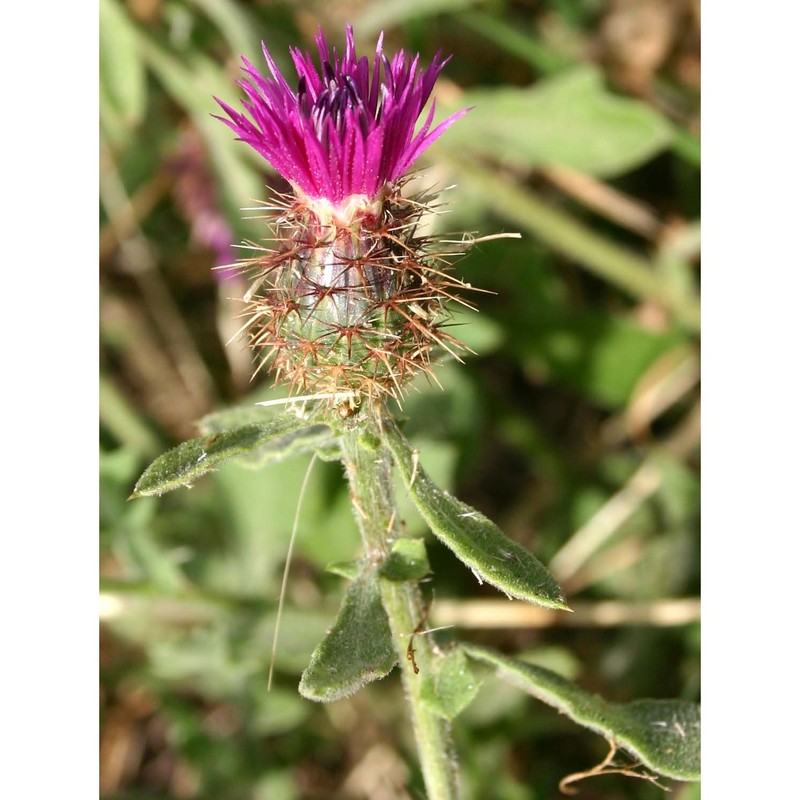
[215,25,468,207]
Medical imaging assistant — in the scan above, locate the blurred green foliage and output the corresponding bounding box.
[100,1,700,797]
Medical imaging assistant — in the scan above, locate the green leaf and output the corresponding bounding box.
[200,406,339,466]
[465,645,700,781]
[325,560,362,580]
[381,538,431,582]
[99,0,146,128]
[384,420,567,609]
[132,415,332,497]
[199,404,289,433]
[439,66,673,178]
[299,571,397,702]
[421,647,481,720]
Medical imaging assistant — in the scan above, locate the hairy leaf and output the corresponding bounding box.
[299,572,397,702]
[384,420,567,609]
[201,406,340,465]
[132,415,332,497]
[325,560,362,580]
[381,538,431,582]
[421,647,481,720]
[466,646,700,781]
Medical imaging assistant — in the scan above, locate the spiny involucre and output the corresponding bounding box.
[216,25,473,407]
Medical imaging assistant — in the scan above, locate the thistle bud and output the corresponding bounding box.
[216,26,471,404]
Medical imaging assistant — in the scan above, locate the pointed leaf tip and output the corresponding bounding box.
[465,645,700,781]
[132,412,334,497]
[383,420,567,610]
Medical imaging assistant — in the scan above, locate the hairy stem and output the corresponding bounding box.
[340,420,460,800]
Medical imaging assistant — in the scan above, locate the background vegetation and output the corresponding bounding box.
[100,1,700,797]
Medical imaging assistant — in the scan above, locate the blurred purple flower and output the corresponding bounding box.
[170,127,237,280]
[215,25,468,206]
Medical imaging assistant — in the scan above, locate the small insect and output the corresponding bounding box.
[336,400,354,419]
[406,602,431,675]
[406,636,420,674]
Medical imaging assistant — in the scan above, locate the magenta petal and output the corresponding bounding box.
[216,26,467,204]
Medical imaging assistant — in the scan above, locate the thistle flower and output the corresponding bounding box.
[216,26,472,405]
[216,25,467,208]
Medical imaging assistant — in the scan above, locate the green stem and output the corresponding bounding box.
[340,420,460,800]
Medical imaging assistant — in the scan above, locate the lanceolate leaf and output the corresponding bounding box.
[465,645,700,781]
[132,415,332,497]
[384,420,567,610]
[201,406,340,465]
[299,571,397,702]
